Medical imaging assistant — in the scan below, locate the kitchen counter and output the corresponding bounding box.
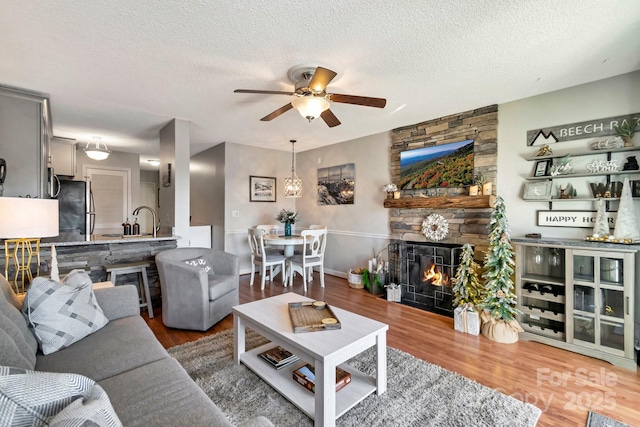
[41,234,179,247]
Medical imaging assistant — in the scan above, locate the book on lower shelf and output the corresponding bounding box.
[258,346,300,370]
[292,363,351,393]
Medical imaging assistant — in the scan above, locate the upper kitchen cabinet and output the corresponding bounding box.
[0,85,52,198]
[50,137,77,177]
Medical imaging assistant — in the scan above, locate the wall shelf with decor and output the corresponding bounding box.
[383,195,495,209]
[523,144,640,209]
[513,237,639,371]
[524,145,638,161]
[525,170,640,181]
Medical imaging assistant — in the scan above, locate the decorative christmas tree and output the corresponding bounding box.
[479,196,523,343]
[592,198,610,237]
[453,243,483,307]
[613,178,640,242]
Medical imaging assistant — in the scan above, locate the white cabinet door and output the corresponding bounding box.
[50,138,76,176]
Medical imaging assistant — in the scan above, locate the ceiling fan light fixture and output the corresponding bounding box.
[84,137,110,161]
[284,139,302,198]
[291,96,330,122]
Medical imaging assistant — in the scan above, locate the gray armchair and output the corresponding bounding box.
[155,247,239,331]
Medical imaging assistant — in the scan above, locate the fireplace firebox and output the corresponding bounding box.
[388,240,466,317]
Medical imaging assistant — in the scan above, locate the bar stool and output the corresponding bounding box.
[103,261,154,318]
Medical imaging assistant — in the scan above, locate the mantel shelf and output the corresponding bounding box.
[383,195,495,209]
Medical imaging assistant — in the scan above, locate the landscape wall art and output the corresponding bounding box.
[317,163,355,205]
[399,140,474,189]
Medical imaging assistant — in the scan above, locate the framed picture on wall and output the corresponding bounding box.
[533,159,551,177]
[250,176,276,202]
[523,181,552,200]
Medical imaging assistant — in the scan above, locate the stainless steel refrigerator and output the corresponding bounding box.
[55,179,95,241]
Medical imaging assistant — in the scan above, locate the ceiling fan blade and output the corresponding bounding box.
[234,89,295,95]
[320,109,341,128]
[329,93,387,108]
[260,103,294,121]
[309,67,337,92]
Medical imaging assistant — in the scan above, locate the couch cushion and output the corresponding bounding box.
[22,271,109,355]
[98,357,232,427]
[184,256,214,276]
[0,365,122,427]
[0,312,36,370]
[0,275,37,369]
[208,275,237,301]
[35,315,168,381]
[0,274,23,310]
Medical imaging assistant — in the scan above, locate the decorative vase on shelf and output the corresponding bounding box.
[482,182,493,195]
[469,185,479,196]
[285,222,292,237]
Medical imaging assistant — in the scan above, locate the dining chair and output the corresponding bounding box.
[287,228,327,291]
[308,224,324,230]
[247,228,286,290]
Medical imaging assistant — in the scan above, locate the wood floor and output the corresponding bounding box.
[143,273,640,427]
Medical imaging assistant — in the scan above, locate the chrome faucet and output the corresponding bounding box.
[132,206,160,238]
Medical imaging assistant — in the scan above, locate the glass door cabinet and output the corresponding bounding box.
[568,250,633,357]
[514,239,637,371]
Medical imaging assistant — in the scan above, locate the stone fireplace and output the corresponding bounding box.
[388,240,465,317]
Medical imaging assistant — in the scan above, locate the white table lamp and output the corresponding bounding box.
[0,197,59,293]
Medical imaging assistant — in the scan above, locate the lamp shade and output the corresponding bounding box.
[0,198,59,239]
[85,137,110,161]
[291,96,330,120]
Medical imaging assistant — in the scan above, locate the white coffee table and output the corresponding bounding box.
[233,293,388,427]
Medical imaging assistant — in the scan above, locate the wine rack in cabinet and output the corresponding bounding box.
[518,245,567,341]
[514,238,639,371]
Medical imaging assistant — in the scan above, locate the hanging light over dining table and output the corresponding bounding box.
[284,139,302,198]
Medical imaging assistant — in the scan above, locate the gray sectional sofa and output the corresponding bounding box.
[0,273,273,427]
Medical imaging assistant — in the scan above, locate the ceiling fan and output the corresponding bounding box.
[234,65,386,128]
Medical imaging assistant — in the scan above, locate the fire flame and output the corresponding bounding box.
[423,263,449,286]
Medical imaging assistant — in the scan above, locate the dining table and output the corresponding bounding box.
[263,234,304,257]
[263,233,313,284]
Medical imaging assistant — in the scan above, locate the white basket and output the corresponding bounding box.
[348,270,365,289]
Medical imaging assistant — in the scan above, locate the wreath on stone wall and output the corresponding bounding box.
[422,214,449,241]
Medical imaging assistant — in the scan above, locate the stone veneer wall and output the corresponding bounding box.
[389,105,498,256]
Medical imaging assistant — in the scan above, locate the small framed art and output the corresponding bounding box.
[533,159,551,177]
[523,181,552,200]
[250,176,276,202]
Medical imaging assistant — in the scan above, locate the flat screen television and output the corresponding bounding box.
[399,139,474,189]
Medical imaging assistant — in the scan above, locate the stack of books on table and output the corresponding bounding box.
[292,363,351,393]
[258,346,300,370]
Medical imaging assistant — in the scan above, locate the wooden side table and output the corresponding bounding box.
[103,262,153,318]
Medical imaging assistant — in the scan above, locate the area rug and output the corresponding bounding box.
[168,329,541,426]
[586,411,629,427]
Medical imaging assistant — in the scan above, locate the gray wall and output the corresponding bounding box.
[159,119,191,246]
[296,132,391,277]
[498,70,640,238]
[222,142,294,274]
[190,143,225,250]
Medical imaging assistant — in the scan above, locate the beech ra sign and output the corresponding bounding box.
[537,211,617,228]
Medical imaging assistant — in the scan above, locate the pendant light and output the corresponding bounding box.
[84,137,110,161]
[284,139,302,198]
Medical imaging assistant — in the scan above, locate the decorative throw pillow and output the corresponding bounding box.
[22,270,109,355]
[183,256,214,275]
[0,365,122,427]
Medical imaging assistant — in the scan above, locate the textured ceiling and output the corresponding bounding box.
[2,0,639,167]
